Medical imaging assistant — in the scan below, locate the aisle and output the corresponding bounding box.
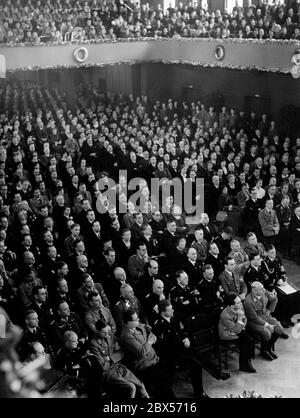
[203,323,300,398]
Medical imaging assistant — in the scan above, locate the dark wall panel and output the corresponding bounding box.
[140,63,300,118]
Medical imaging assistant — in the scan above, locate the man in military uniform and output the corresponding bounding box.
[113,284,144,331]
[228,239,249,276]
[18,309,53,361]
[275,196,292,258]
[244,282,288,361]
[244,232,265,259]
[244,253,269,293]
[153,299,230,399]
[244,188,262,236]
[258,198,280,246]
[170,270,201,325]
[88,320,149,398]
[183,247,203,288]
[144,279,166,326]
[85,291,116,337]
[55,330,88,379]
[119,309,175,399]
[264,245,300,327]
[197,264,225,324]
[50,301,87,351]
[76,273,110,315]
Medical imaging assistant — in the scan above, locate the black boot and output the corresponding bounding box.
[268,334,279,359]
[261,340,273,361]
[240,359,256,373]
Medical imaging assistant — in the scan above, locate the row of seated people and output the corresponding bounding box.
[0,81,300,397]
[2,84,300,263]
[6,258,295,399]
[1,217,299,397]
[1,0,300,44]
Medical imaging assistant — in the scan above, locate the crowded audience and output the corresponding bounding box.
[0,78,300,399]
[1,0,300,44]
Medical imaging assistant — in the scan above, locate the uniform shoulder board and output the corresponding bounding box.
[115,301,121,306]
[154,319,159,325]
[145,293,150,299]
[170,286,176,292]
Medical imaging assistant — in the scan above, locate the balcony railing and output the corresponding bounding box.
[1,37,299,75]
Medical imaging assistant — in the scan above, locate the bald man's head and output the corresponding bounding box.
[114,267,127,282]
[152,279,164,295]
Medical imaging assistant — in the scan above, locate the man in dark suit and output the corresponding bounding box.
[84,220,103,263]
[144,279,167,326]
[205,242,225,279]
[69,254,95,292]
[198,213,218,244]
[102,266,127,307]
[183,247,203,288]
[213,227,233,258]
[130,212,147,244]
[135,259,166,300]
[207,175,222,218]
[29,285,54,332]
[63,223,84,259]
[244,188,262,237]
[153,300,230,399]
[127,242,148,287]
[261,185,281,208]
[48,277,76,312]
[161,219,177,259]
[94,248,117,289]
[219,257,247,300]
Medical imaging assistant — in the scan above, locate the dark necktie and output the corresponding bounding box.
[98,309,105,322]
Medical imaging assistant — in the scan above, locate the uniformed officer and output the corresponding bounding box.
[264,245,300,327]
[55,330,88,378]
[244,253,269,293]
[275,196,292,257]
[263,245,286,290]
[243,282,288,361]
[144,279,166,326]
[197,264,225,324]
[50,301,87,350]
[153,299,230,399]
[170,270,201,322]
[113,284,144,331]
[88,320,149,399]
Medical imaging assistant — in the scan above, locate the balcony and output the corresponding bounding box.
[1,38,299,75]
